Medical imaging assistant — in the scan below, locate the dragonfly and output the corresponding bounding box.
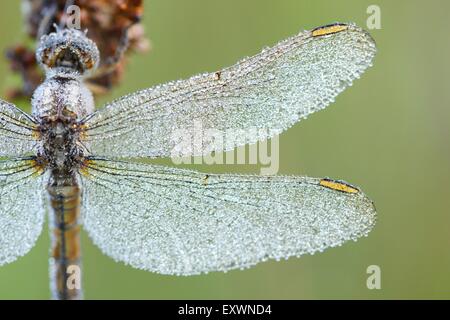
[0,22,377,300]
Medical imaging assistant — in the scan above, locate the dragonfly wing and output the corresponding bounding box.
[0,99,39,157]
[0,159,46,265]
[82,23,376,158]
[81,159,376,275]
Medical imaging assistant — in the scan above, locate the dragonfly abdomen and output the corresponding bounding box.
[47,180,83,300]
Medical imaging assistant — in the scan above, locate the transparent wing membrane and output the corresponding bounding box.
[81,159,376,275]
[0,159,45,265]
[0,22,377,279]
[83,23,376,158]
[0,99,38,157]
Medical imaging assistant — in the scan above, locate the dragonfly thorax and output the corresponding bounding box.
[36,114,86,173]
[32,75,91,173]
[31,73,95,119]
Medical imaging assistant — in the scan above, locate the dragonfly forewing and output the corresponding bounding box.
[82,23,376,158]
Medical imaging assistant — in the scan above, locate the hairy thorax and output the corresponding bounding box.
[32,71,93,183]
[32,70,94,119]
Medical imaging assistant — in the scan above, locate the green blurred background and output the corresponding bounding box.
[0,0,449,299]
